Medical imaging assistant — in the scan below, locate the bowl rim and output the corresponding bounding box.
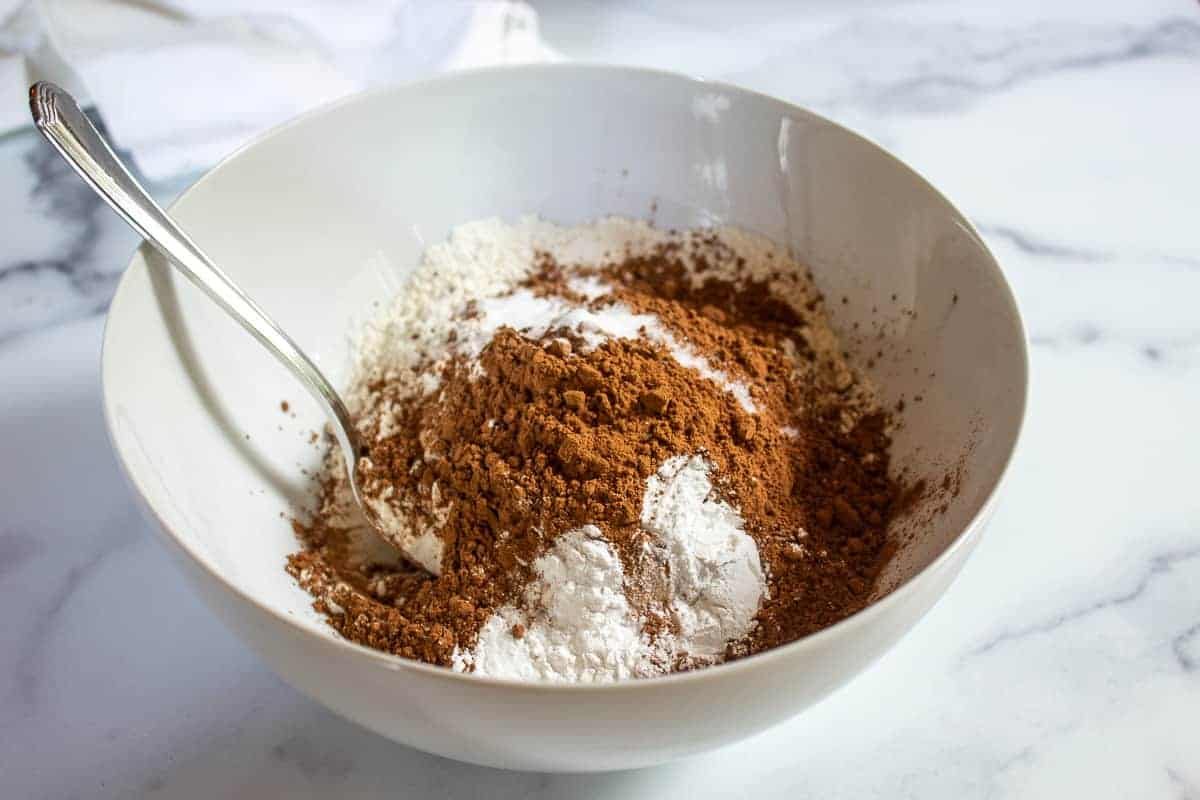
[102,62,1030,694]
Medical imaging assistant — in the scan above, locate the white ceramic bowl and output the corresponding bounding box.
[102,65,1027,772]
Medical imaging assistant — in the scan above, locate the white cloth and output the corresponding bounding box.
[1,0,557,178]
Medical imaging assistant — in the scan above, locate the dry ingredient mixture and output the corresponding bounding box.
[287,217,901,682]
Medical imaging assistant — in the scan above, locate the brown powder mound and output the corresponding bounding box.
[289,242,902,670]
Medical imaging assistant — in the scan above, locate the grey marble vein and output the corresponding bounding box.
[964,545,1200,662]
[979,223,1200,269]
[732,15,1200,115]
[981,746,1037,800]
[0,529,45,581]
[0,119,190,345]
[1172,621,1200,673]
[861,18,1200,112]
[1167,767,1200,800]
[270,734,356,780]
[3,126,105,281]
[7,525,140,711]
[1027,328,1200,363]
[0,134,113,345]
[978,224,1107,262]
[1028,324,1103,348]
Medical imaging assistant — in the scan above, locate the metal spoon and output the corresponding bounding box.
[28,82,389,546]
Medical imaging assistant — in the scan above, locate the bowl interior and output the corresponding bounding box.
[104,66,1025,658]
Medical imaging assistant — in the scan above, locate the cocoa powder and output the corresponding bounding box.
[288,230,903,673]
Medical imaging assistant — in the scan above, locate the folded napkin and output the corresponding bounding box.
[1,0,557,179]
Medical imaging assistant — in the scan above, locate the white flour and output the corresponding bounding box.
[453,456,767,682]
[640,455,767,665]
[452,525,658,682]
[349,216,808,416]
[465,289,756,412]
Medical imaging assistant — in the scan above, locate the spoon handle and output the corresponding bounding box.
[29,82,360,467]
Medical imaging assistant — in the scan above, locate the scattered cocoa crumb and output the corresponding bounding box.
[563,389,587,411]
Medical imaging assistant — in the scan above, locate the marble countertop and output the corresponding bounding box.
[3,1,1198,797]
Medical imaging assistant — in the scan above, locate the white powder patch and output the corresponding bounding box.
[452,525,657,682]
[640,455,767,664]
[463,289,757,412]
[464,289,644,355]
[349,215,795,413]
[568,274,611,300]
[653,332,756,414]
[359,478,449,575]
[456,456,766,681]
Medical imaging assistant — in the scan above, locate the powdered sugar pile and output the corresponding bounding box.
[452,525,655,681]
[640,455,767,665]
[453,456,766,682]
[466,289,757,412]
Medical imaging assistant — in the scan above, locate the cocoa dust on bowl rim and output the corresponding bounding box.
[101,64,1028,771]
